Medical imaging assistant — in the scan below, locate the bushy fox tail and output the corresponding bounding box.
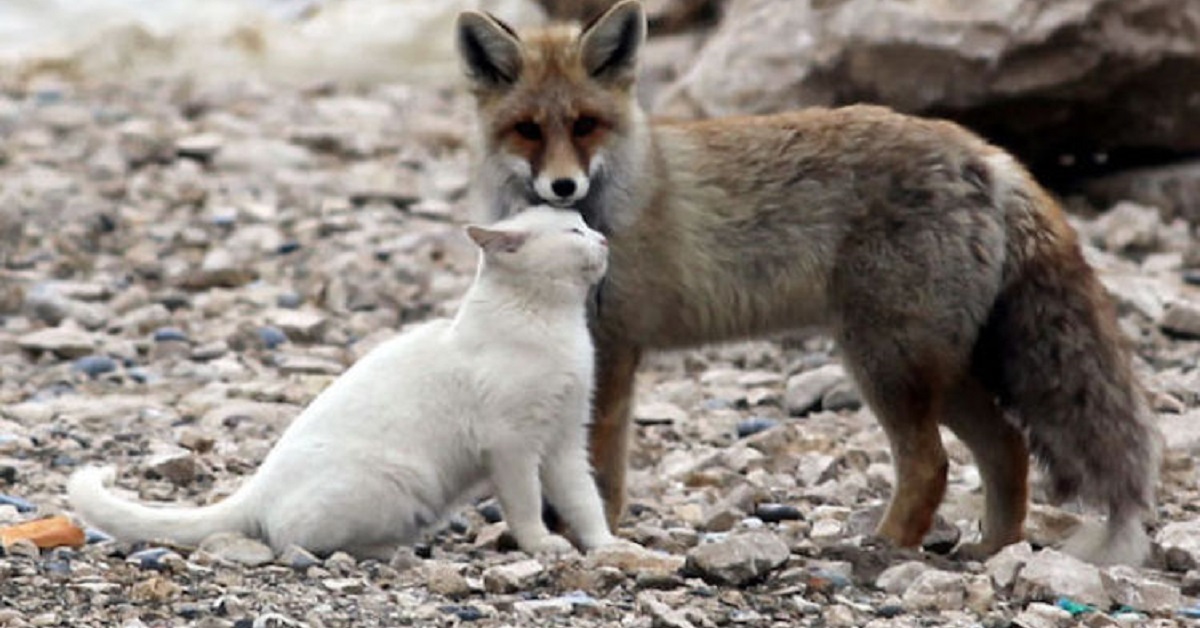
[68,466,256,548]
[975,153,1161,565]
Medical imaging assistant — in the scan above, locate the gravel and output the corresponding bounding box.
[0,74,1198,627]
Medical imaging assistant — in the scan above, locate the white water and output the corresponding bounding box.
[0,0,545,85]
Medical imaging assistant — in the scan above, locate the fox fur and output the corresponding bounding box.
[457,0,1162,564]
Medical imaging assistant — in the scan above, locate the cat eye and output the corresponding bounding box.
[569,228,584,235]
[573,116,599,138]
[514,121,542,141]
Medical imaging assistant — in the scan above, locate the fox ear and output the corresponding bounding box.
[579,0,646,84]
[466,225,528,254]
[456,11,523,88]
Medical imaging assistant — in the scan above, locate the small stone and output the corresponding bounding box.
[1160,302,1200,340]
[127,547,183,572]
[257,326,288,349]
[273,354,344,376]
[513,592,597,617]
[477,501,503,524]
[1156,520,1200,571]
[267,310,328,342]
[176,133,224,160]
[152,327,189,343]
[0,494,37,513]
[985,541,1033,590]
[440,605,484,622]
[821,381,862,412]
[276,292,303,309]
[754,503,803,523]
[424,561,472,598]
[322,578,366,594]
[198,533,274,567]
[483,558,544,593]
[1100,565,1182,614]
[901,569,967,612]
[1011,602,1073,628]
[683,530,790,586]
[637,592,697,628]
[130,575,180,603]
[176,428,215,453]
[1012,549,1111,607]
[186,249,252,289]
[785,364,847,416]
[586,542,685,579]
[18,327,98,358]
[634,401,687,426]
[921,516,961,554]
[144,449,198,485]
[876,560,930,595]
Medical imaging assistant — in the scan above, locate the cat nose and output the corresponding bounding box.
[551,178,576,198]
[599,236,608,247]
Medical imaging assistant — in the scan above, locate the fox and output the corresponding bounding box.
[454,0,1163,564]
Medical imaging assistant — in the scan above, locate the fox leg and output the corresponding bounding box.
[941,376,1029,558]
[589,343,642,529]
[842,352,951,547]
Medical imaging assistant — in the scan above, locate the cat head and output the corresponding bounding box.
[465,206,608,287]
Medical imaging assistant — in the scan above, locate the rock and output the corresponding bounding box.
[267,310,328,342]
[1010,602,1074,628]
[513,592,597,617]
[152,327,189,343]
[278,545,320,570]
[586,542,685,579]
[875,560,930,595]
[1012,549,1111,607]
[754,503,803,523]
[735,417,778,440]
[175,133,223,161]
[785,364,847,416]
[1083,159,1200,228]
[660,0,1200,183]
[144,449,198,485]
[130,575,181,603]
[1092,201,1164,254]
[198,533,274,567]
[1100,565,1181,614]
[1156,520,1200,571]
[256,326,289,349]
[901,569,968,612]
[17,327,98,358]
[71,355,118,378]
[637,591,697,628]
[634,401,688,426]
[985,541,1034,590]
[425,561,472,598]
[683,531,790,586]
[0,495,37,514]
[482,559,544,593]
[184,248,253,289]
[821,381,862,412]
[273,354,344,376]
[321,578,366,594]
[1160,302,1200,340]
[127,547,184,572]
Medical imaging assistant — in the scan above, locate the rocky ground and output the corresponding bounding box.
[0,74,1199,628]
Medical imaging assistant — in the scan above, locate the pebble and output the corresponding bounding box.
[1101,565,1181,614]
[256,326,288,349]
[785,364,847,416]
[0,494,37,513]
[683,531,790,586]
[71,355,118,377]
[198,533,274,568]
[735,417,778,438]
[1160,302,1200,339]
[127,547,184,572]
[901,569,967,611]
[152,327,189,343]
[17,327,98,358]
[482,559,544,593]
[1156,520,1200,571]
[268,310,328,342]
[1012,549,1111,607]
[754,503,803,523]
[144,449,199,485]
[278,545,320,570]
[424,561,472,598]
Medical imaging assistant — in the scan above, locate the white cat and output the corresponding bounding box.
[69,207,619,559]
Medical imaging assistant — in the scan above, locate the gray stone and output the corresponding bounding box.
[1100,565,1181,614]
[985,541,1034,590]
[1010,602,1074,628]
[267,309,328,342]
[424,561,472,598]
[144,449,198,485]
[17,327,98,358]
[901,569,968,612]
[637,591,697,628]
[875,560,930,595]
[785,364,847,416]
[1156,520,1200,571]
[1160,302,1200,340]
[684,531,790,586]
[482,559,544,593]
[1012,549,1111,607]
[198,533,275,567]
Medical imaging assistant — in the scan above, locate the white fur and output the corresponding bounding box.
[69,208,616,560]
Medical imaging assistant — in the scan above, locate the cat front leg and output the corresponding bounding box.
[541,431,618,551]
[486,447,575,556]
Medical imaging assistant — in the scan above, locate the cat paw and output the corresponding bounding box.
[523,534,577,557]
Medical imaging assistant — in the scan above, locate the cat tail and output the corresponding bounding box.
[68,466,257,548]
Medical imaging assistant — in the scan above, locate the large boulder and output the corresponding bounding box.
[657,0,1200,185]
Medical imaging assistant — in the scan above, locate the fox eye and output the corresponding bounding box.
[572,116,599,138]
[514,121,542,141]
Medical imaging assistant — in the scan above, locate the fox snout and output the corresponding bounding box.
[535,173,590,206]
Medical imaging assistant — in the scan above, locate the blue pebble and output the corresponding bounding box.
[876,604,904,618]
[85,528,113,544]
[152,327,189,343]
[72,355,118,378]
[0,494,36,513]
[736,417,778,439]
[127,367,151,384]
[277,241,301,255]
[1179,605,1200,619]
[127,547,173,571]
[1185,270,1200,287]
[440,606,484,622]
[210,213,237,227]
[257,326,287,349]
[276,292,303,309]
[43,559,71,575]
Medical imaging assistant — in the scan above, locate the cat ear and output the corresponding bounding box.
[466,225,528,254]
[456,11,523,89]
[579,0,646,85]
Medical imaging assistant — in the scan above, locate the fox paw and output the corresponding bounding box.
[523,534,577,557]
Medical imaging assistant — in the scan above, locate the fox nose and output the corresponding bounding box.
[551,178,576,198]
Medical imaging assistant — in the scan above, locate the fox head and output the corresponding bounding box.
[456,1,648,232]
